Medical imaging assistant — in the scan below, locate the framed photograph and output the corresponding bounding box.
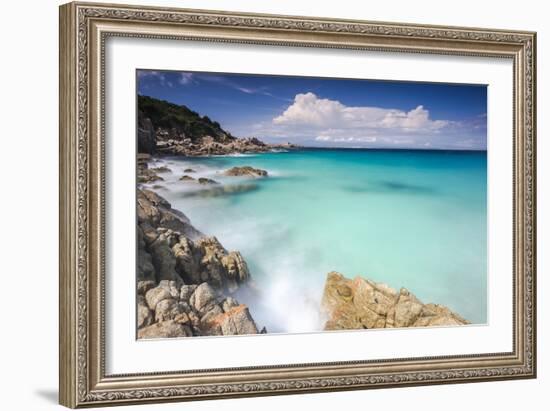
[59,2,537,408]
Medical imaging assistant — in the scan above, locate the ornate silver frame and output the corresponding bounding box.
[59,1,536,408]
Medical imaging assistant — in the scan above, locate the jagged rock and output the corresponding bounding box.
[223,166,268,177]
[179,175,195,181]
[321,272,469,330]
[138,320,193,339]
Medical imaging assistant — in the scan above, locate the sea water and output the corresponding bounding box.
[146,148,487,333]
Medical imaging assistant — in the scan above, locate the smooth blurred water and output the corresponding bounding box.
[147,148,487,333]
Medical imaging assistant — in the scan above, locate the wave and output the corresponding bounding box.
[197,215,326,334]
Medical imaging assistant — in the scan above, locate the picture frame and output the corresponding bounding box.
[59,1,537,408]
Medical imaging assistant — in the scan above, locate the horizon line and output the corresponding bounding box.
[282,145,487,152]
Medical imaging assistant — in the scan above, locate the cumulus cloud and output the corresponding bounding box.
[273,92,448,133]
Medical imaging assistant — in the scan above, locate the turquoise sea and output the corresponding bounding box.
[147,148,487,333]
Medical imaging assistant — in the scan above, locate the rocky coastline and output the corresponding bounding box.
[135,95,470,339]
[138,94,297,157]
[156,135,296,157]
[136,183,264,338]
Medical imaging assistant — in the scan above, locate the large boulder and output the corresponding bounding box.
[321,272,469,330]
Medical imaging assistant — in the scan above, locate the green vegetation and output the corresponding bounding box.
[138,95,234,142]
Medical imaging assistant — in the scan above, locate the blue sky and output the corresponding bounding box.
[137,69,487,150]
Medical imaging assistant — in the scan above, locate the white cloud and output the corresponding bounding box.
[273,92,448,133]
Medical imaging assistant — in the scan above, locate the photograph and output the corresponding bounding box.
[135,70,488,339]
[55,2,536,407]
